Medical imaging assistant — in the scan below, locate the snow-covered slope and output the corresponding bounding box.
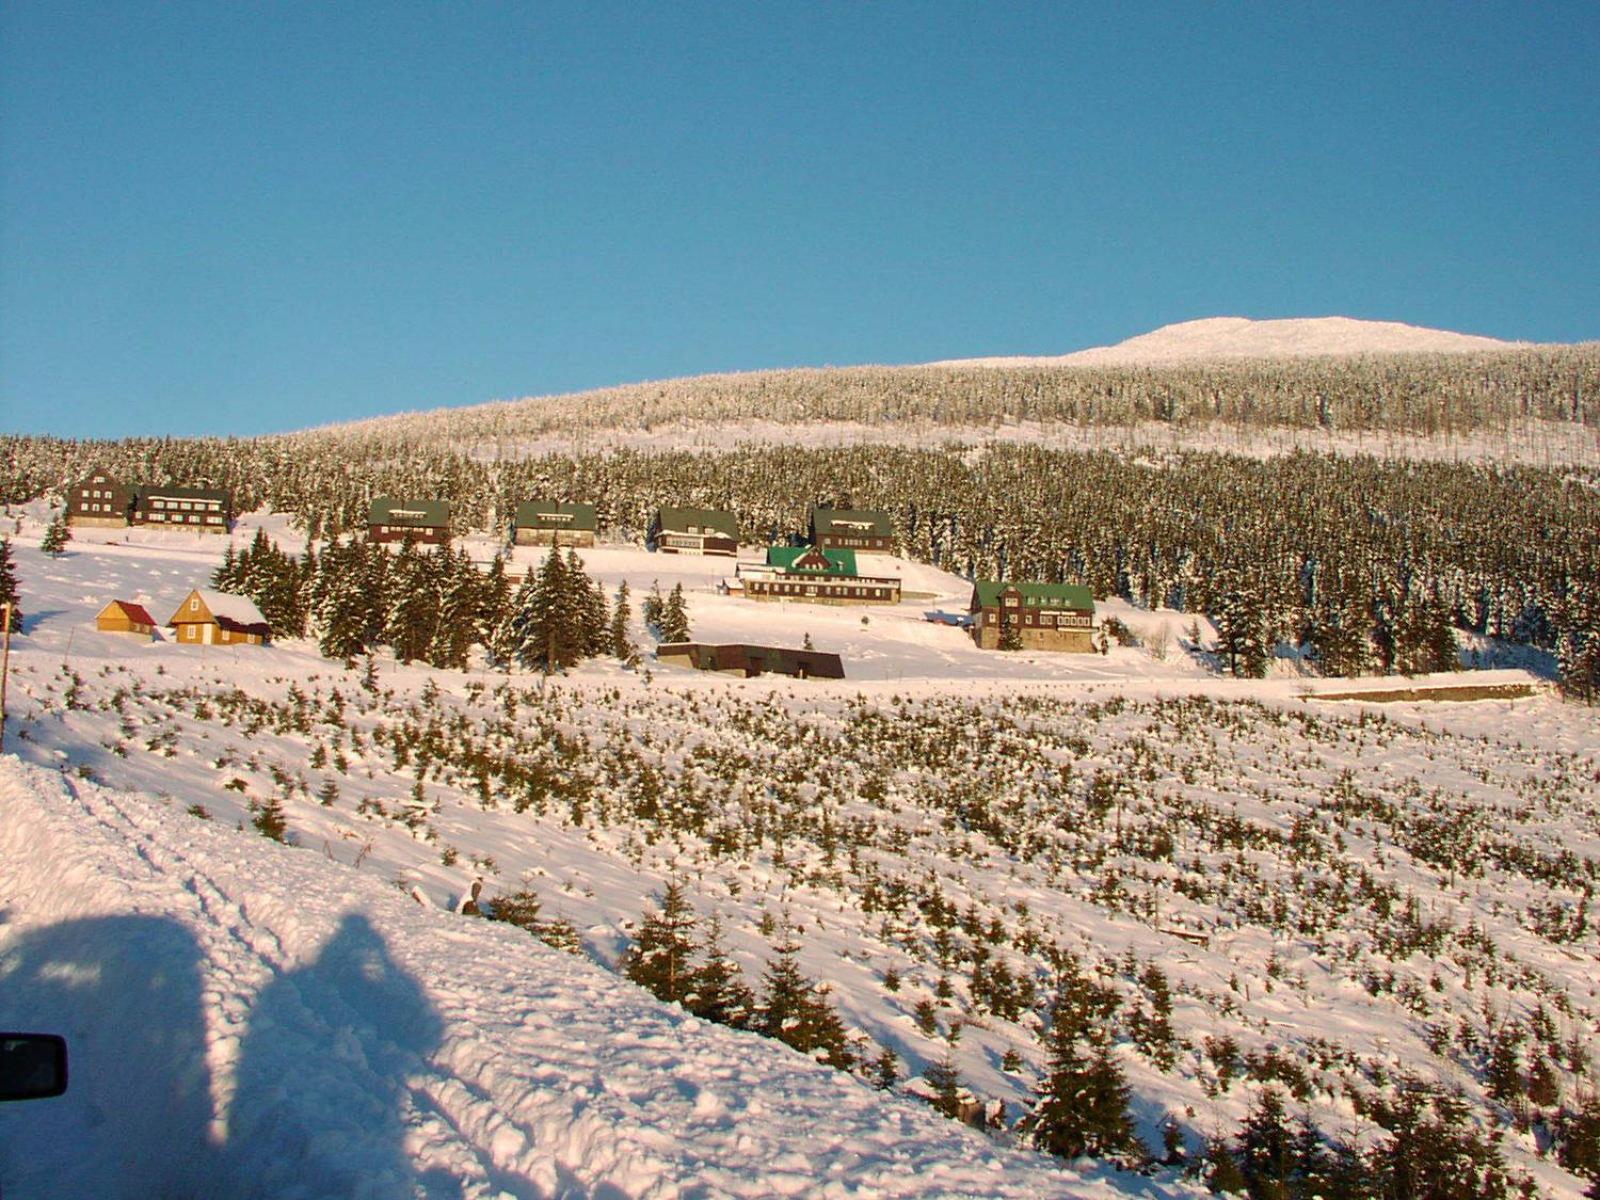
[937,316,1524,368]
[0,757,1183,1200]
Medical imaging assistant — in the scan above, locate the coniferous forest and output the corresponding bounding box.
[5,357,1598,697]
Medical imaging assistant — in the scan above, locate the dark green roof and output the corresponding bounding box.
[811,508,894,538]
[656,507,739,539]
[766,545,859,577]
[973,580,1095,611]
[369,497,451,527]
[515,500,598,531]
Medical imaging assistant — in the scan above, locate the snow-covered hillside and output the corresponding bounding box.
[2,520,1598,1198]
[3,758,1164,1200]
[936,316,1524,368]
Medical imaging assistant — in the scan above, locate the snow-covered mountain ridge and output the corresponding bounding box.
[934,316,1526,368]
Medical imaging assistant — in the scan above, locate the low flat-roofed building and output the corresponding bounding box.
[655,641,844,679]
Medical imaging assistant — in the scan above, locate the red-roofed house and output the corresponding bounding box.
[96,600,157,638]
[166,589,271,646]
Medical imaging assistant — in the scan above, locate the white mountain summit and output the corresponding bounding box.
[937,316,1525,368]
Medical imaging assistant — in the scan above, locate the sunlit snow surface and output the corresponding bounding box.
[1,515,1594,1198]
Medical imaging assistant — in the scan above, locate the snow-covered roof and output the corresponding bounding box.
[169,589,269,631]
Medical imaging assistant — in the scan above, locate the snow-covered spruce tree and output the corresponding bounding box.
[1212,569,1269,678]
[1022,977,1139,1164]
[40,511,69,557]
[754,932,854,1071]
[312,539,377,665]
[522,549,579,673]
[609,580,636,665]
[623,882,700,1007]
[252,795,287,843]
[485,889,543,931]
[922,1046,967,1121]
[658,582,691,644]
[476,553,512,655]
[0,538,22,633]
[1233,1086,1300,1198]
[493,568,538,670]
[642,580,664,640]
[384,539,438,664]
[1557,584,1600,704]
[688,914,753,1029]
[998,611,1023,651]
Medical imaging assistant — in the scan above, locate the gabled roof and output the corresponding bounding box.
[766,545,858,577]
[811,507,894,538]
[75,468,126,488]
[972,580,1095,611]
[656,507,739,540]
[167,589,270,633]
[99,600,156,626]
[368,497,451,527]
[514,501,597,531]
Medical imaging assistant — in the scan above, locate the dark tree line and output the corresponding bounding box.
[214,530,674,672]
[4,407,1598,694]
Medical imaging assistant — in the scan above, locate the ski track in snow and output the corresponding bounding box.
[0,760,1197,1200]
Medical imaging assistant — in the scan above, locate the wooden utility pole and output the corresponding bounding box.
[0,602,12,754]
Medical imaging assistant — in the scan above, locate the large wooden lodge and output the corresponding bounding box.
[67,470,136,528]
[369,497,451,545]
[810,508,895,553]
[740,546,901,605]
[67,469,231,533]
[513,501,597,547]
[653,507,739,556]
[970,581,1096,652]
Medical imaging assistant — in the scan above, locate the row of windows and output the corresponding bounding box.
[149,498,221,512]
[984,610,1091,626]
[752,581,893,599]
[144,512,225,525]
[78,488,117,500]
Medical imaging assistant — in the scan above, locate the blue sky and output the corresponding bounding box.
[3,3,1596,438]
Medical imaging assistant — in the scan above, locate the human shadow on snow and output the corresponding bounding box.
[0,908,636,1200]
[0,914,218,1200]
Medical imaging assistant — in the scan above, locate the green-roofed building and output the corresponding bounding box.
[369,497,452,545]
[970,580,1096,652]
[653,507,739,556]
[810,507,895,553]
[514,500,598,547]
[739,544,901,605]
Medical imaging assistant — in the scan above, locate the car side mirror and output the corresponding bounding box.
[0,1033,68,1102]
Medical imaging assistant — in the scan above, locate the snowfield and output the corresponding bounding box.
[2,759,1177,1200]
[2,519,1597,1198]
